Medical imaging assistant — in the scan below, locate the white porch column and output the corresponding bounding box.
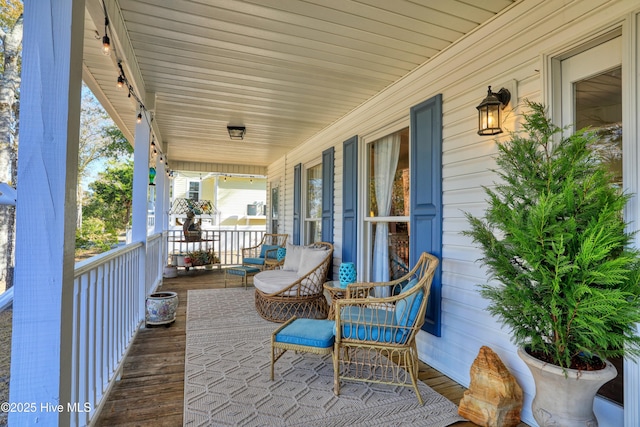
[131,112,151,318]
[154,157,166,235]
[9,0,85,425]
[131,115,151,244]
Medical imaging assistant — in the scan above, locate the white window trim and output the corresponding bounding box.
[186,178,201,201]
[302,160,322,245]
[542,23,637,427]
[359,119,410,282]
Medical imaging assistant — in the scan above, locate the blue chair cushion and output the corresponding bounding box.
[402,277,419,293]
[340,306,402,344]
[227,266,261,276]
[260,244,279,259]
[276,247,286,261]
[275,318,335,348]
[395,283,424,328]
[243,257,265,266]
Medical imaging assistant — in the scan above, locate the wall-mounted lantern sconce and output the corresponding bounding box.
[476,86,511,136]
[227,125,246,140]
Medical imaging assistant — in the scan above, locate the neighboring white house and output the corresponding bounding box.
[169,172,267,229]
[266,2,640,425]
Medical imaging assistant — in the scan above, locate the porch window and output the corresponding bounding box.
[305,163,322,244]
[366,128,410,282]
[187,180,200,201]
[271,184,279,233]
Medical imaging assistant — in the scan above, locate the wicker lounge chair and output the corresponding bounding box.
[332,252,439,405]
[242,233,288,270]
[254,242,333,322]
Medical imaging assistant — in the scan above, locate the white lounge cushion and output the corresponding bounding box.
[254,270,300,296]
[298,247,330,277]
[283,243,303,271]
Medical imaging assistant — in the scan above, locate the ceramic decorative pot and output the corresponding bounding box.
[163,265,178,278]
[146,292,179,326]
[517,347,617,427]
[339,262,357,286]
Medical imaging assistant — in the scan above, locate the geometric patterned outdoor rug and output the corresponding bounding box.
[184,289,466,426]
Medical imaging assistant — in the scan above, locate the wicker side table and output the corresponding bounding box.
[323,281,349,320]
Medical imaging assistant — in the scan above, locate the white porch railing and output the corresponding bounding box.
[70,232,164,427]
[4,229,266,426]
[166,229,266,266]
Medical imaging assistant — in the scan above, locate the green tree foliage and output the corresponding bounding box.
[77,86,132,231]
[83,160,133,236]
[0,1,22,39]
[463,101,640,369]
[0,0,23,290]
[101,124,133,158]
[76,217,117,252]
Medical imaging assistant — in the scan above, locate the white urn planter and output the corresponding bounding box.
[517,347,617,427]
[145,291,179,326]
[163,265,178,278]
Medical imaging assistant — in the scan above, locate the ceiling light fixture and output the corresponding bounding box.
[227,125,246,140]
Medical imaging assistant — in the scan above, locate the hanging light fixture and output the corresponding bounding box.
[227,125,246,140]
[476,86,511,136]
[116,75,124,89]
[137,111,143,124]
[101,11,111,56]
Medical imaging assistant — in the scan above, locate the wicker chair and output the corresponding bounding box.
[332,252,439,405]
[254,242,333,322]
[242,233,288,270]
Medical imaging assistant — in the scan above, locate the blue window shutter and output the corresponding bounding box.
[321,147,334,243]
[293,163,302,245]
[342,136,358,262]
[410,94,443,337]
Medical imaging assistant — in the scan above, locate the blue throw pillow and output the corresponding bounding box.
[395,287,424,328]
[260,244,279,259]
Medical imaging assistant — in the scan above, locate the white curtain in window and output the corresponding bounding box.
[372,133,400,284]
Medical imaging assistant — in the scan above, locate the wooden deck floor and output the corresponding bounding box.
[94,268,522,426]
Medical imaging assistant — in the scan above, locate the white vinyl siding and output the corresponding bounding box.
[267,2,640,425]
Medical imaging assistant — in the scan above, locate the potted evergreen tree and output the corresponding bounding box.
[463,101,640,426]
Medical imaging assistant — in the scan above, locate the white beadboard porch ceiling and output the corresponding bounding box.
[83,0,515,168]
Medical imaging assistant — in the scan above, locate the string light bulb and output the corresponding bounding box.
[137,112,142,124]
[117,75,124,89]
[101,17,110,56]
